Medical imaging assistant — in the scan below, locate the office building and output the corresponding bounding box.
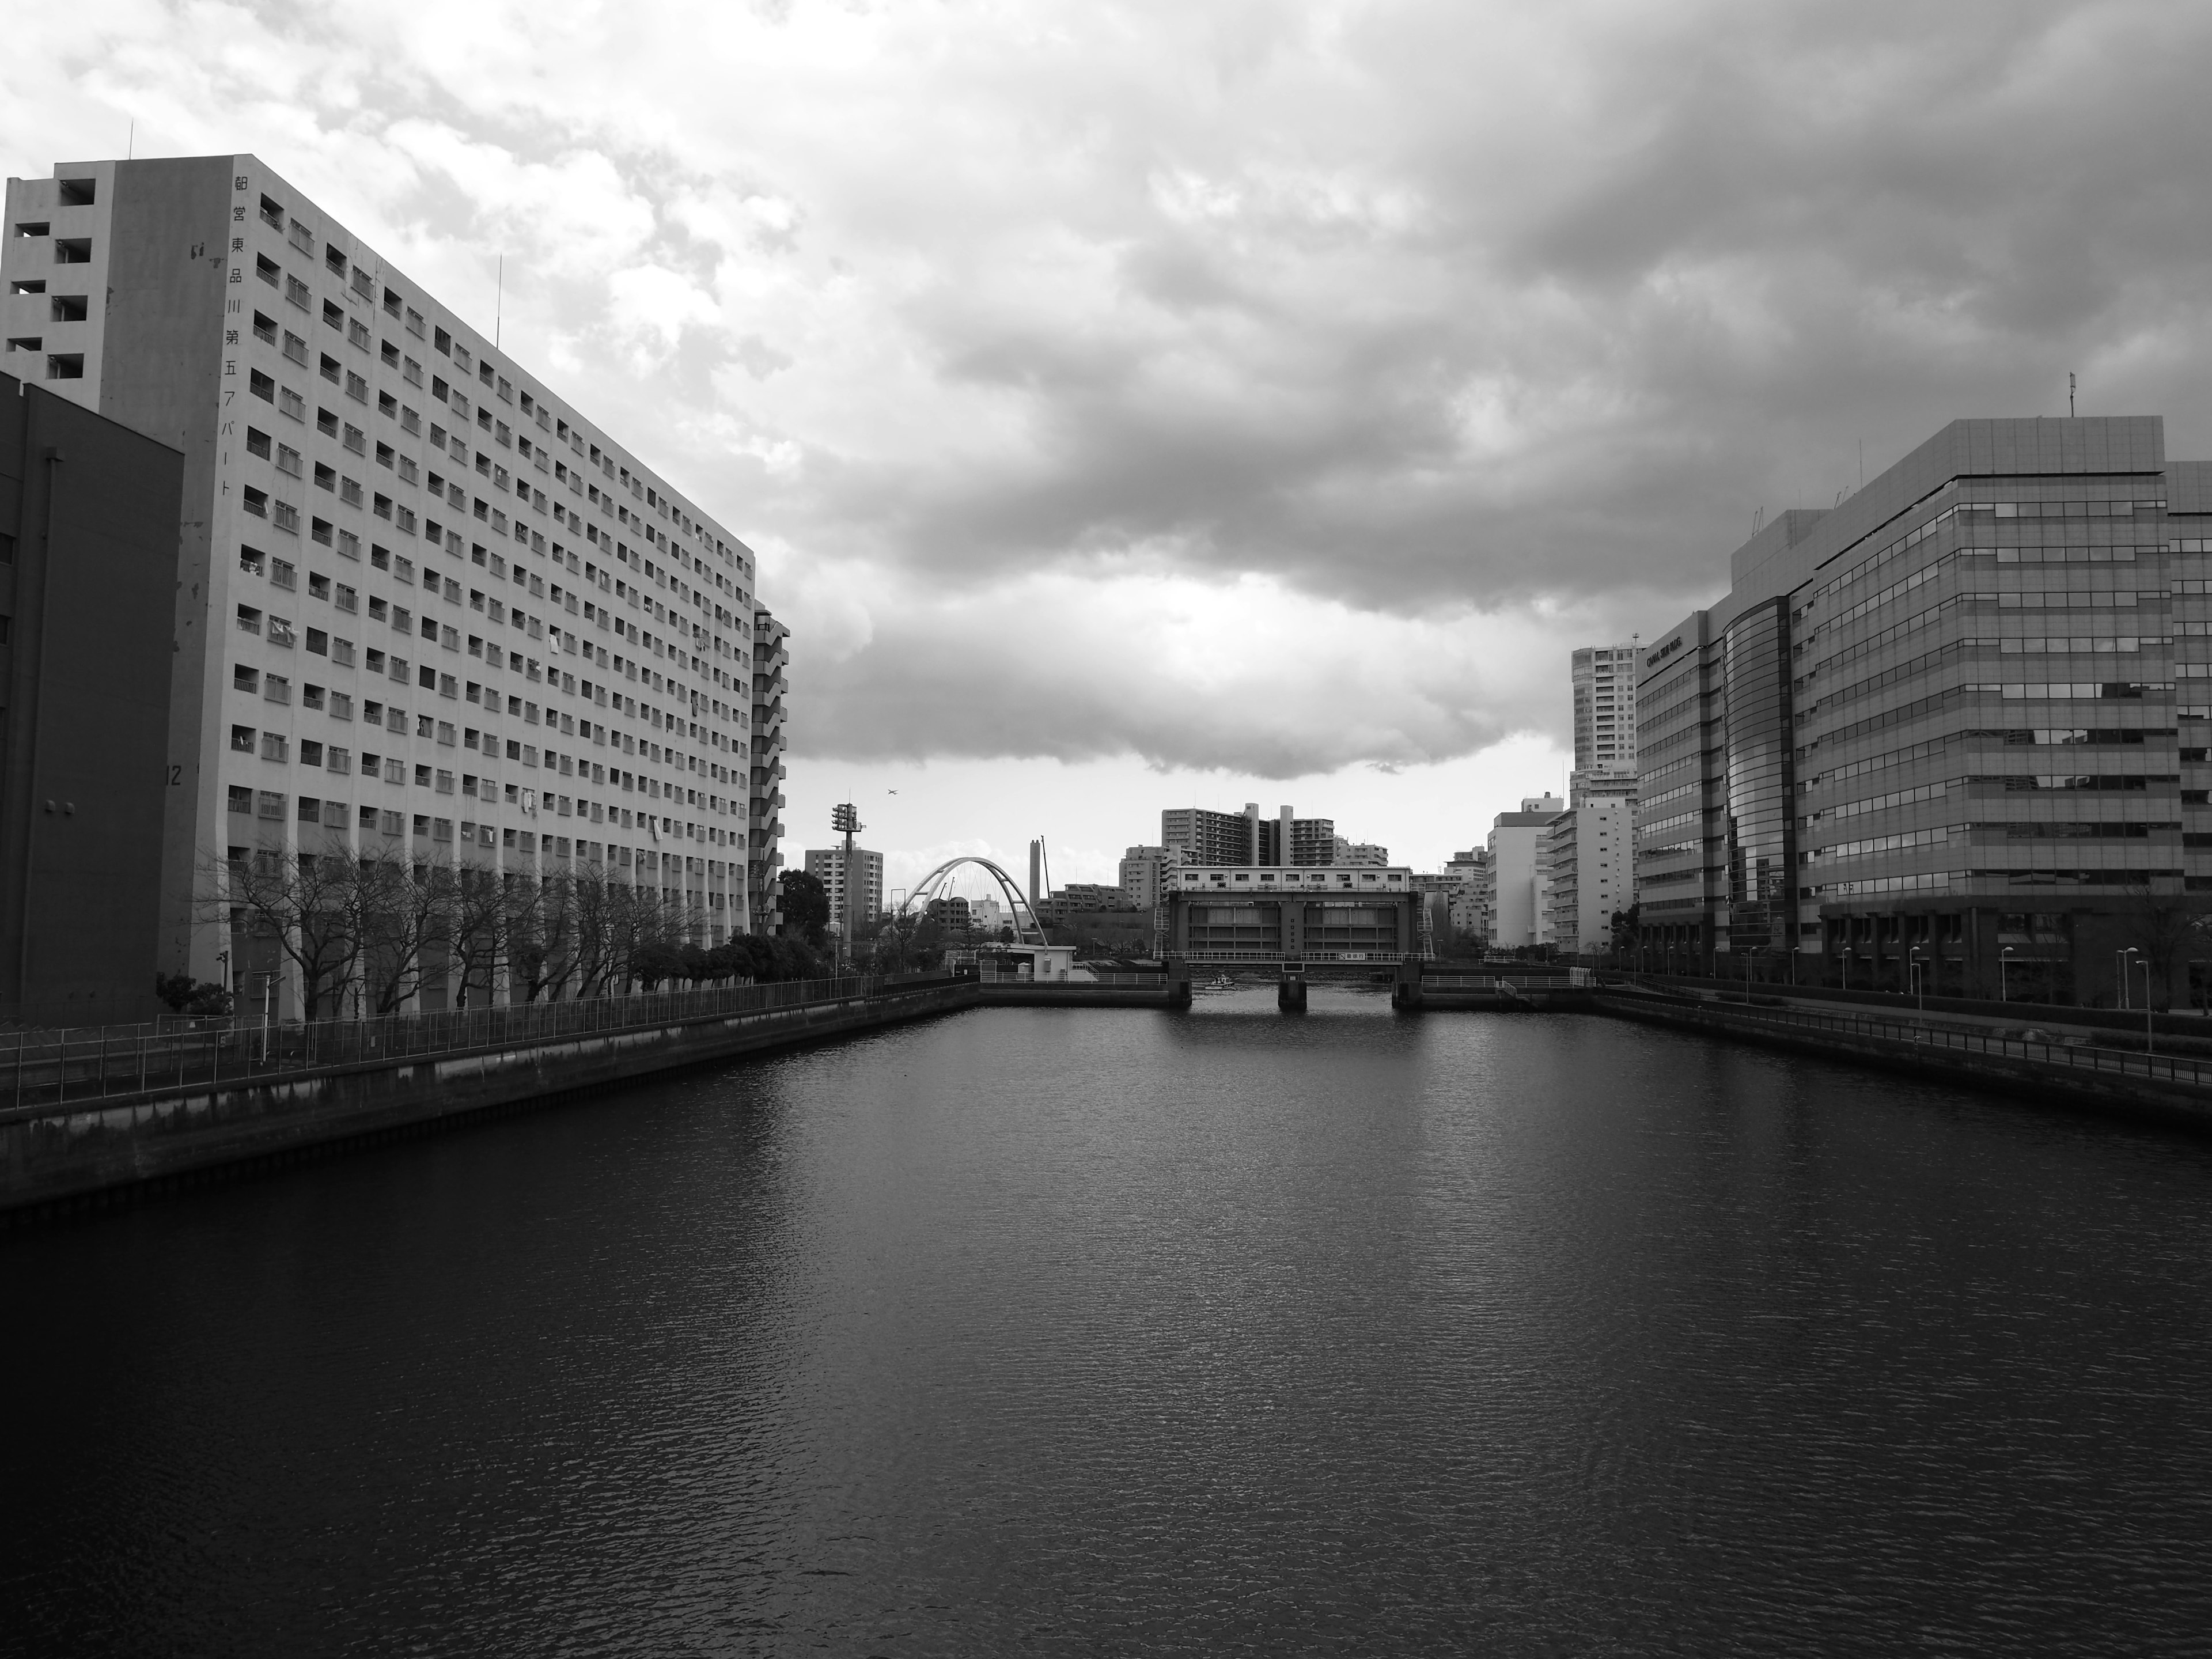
[804,844,882,935]
[1543,804,1633,955]
[0,371,187,1024]
[0,155,780,1012]
[1636,416,2207,1006]
[1571,642,1640,777]
[1488,796,1565,950]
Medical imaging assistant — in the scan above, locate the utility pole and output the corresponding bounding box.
[831,802,861,975]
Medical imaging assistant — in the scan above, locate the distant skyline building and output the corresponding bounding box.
[1331,838,1390,866]
[804,845,883,935]
[1571,642,1640,778]
[1161,804,1356,868]
[1488,794,1566,950]
[1118,844,1181,910]
[1543,804,1633,955]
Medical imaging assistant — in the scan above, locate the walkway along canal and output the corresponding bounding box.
[9,960,2210,1221]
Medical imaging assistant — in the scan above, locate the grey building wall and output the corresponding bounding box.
[0,373,186,1022]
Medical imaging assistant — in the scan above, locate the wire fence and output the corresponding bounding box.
[1,975,956,1118]
[1605,987,2212,1091]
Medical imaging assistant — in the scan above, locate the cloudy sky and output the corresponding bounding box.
[10,0,2212,888]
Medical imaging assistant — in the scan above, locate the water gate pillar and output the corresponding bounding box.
[1392,957,1424,1011]
[1277,966,1307,1013]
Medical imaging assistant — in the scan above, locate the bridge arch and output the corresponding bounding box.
[899,856,1051,945]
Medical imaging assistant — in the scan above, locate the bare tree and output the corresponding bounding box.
[506,871,579,1003]
[2124,878,2205,1010]
[355,850,455,1015]
[448,861,506,1008]
[201,846,363,1022]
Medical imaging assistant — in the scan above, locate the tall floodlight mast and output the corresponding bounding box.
[831,802,861,972]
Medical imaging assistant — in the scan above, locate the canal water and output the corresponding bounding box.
[6,987,2211,1655]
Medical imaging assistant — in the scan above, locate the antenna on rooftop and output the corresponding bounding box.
[2070,372,2077,417]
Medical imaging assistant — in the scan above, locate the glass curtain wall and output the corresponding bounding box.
[1723,597,1795,966]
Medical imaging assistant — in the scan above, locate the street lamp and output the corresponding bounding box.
[2134,956,2155,1055]
[1908,944,1926,1014]
[2118,946,2138,1012]
[1999,945,2014,1003]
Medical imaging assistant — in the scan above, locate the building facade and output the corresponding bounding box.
[1636,417,2207,1006]
[1162,865,1421,960]
[1542,804,1633,956]
[1118,843,1181,910]
[803,844,882,936]
[0,372,188,1023]
[750,611,787,934]
[1161,804,1344,868]
[1487,796,1565,950]
[1571,642,1640,777]
[0,155,781,1012]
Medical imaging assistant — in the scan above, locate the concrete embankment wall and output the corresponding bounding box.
[975,983,1188,1008]
[2,979,980,1220]
[1597,993,2212,1130]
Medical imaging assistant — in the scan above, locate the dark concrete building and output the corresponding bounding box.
[0,370,186,1023]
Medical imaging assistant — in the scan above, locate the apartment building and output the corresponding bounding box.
[1330,838,1390,867]
[1160,804,1343,868]
[1488,796,1565,950]
[1117,844,1181,910]
[1571,643,1639,778]
[751,610,788,932]
[1542,804,1633,956]
[1,155,782,1012]
[1636,417,2207,1006]
[803,844,881,936]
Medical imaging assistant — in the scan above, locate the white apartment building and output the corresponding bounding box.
[1118,844,1181,911]
[1543,805,1632,955]
[1487,795,1564,951]
[804,846,884,936]
[1571,642,1639,777]
[1,155,780,1010]
[1331,838,1391,867]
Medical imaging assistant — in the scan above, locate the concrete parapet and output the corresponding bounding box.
[2,978,979,1220]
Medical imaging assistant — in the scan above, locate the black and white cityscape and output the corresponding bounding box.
[5,5,2212,1654]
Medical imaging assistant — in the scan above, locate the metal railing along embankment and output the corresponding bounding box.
[0,976,927,1116]
[1604,988,2212,1093]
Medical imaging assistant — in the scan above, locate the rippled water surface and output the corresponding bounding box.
[6,988,2212,1655]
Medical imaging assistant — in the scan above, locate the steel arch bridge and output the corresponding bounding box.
[899,856,1051,945]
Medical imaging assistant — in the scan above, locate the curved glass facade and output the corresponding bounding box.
[1723,597,1794,958]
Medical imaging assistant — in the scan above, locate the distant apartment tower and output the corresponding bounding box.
[0,155,774,1014]
[1571,643,1639,777]
[1161,804,1347,867]
[804,844,882,935]
[1331,837,1390,866]
[1118,844,1181,910]
[750,609,788,933]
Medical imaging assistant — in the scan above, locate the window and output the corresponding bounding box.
[323,299,344,332]
[269,558,296,590]
[299,740,323,767]
[274,502,299,532]
[345,370,368,403]
[319,352,340,384]
[279,387,306,422]
[246,426,271,460]
[264,674,290,703]
[336,583,358,612]
[434,327,450,354]
[343,423,365,454]
[230,725,256,752]
[50,294,86,323]
[3,336,39,355]
[327,746,350,773]
[249,369,275,403]
[314,461,335,491]
[233,665,260,693]
[258,791,286,821]
[241,487,268,520]
[260,194,284,228]
[317,407,339,438]
[340,478,363,507]
[406,307,425,339]
[306,627,328,655]
[308,572,330,600]
[325,244,347,275]
[256,254,281,287]
[381,339,398,368]
[310,517,332,546]
[349,319,370,351]
[268,616,296,647]
[285,274,311,310]
[275,444,300,476]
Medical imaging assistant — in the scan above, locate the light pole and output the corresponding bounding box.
[1999,945,2014,1003]
[2118,946,2137,1012]
[831,802,862,975]
[1908,945,1926,1014]
[2135,956,2155,1054]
